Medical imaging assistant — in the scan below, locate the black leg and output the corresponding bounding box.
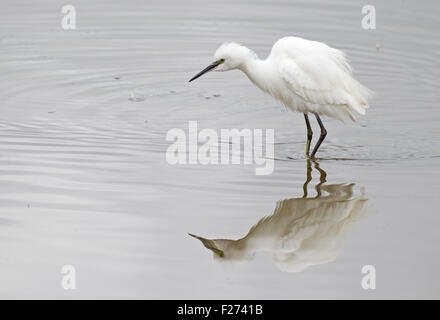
[302,158,312,198]
[303,113,313,157]
[313,160,327,197]
[310,113,327,158]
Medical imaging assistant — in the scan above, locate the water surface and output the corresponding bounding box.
[0,0,439,298]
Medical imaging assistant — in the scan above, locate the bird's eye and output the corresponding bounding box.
[218,58,225,63]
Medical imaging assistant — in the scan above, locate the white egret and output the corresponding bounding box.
[189,161,367,272]
[189,36,372,158]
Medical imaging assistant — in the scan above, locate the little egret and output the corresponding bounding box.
[189,36,372,158]
[189,161,367,272]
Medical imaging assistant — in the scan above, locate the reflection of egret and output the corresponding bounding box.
[189,37,372,158]
[189,160,367,272]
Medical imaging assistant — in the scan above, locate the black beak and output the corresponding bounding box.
[189,61,221,82]
[188,233,224,257]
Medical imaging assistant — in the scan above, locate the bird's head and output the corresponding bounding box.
[189,43,256,82]
[188,233,254,262]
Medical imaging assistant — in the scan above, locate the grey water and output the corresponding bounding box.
[0,0,439,298]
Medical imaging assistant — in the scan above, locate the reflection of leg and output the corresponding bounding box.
[313,160,327,197]
[302,158,312,198]
[304,113,313,157]
[310,113,327,158]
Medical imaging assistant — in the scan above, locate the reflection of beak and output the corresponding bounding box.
[189,60,221,82]
[188,233,224,257]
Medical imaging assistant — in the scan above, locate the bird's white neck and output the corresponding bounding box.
[235,225,281,253]
[223,235,272,261]
[239,57,275,94]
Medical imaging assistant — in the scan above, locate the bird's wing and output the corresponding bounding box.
[272,195,367,272]
[278,54,370,120]
[279,55,349,106]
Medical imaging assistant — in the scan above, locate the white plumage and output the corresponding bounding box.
[189,182,367,272]
[189,36,373,157]
[273,37,371,121]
